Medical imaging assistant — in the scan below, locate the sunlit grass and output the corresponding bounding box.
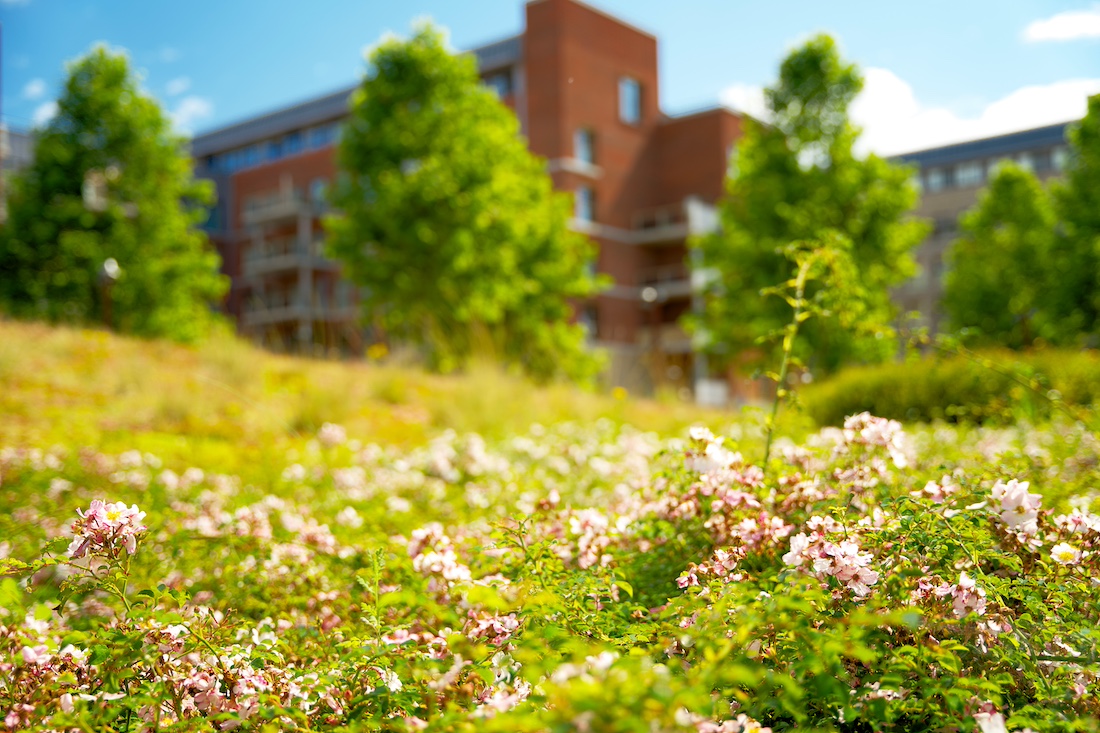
[0,319,775,478]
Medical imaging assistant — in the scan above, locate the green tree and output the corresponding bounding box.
[944,96,1100,350]
[0,46,227,343]
[943,164,1060,348]
[692,34,928,375]
[326,24,603,381]
[1049,93,1100,342]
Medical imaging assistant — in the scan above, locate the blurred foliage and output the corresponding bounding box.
[944,164,1060,348]
[326,24,604,382]
[691,34,928,376]
[802,347,1100,426]
[0,46,227,343]
[1048,94,1100,343]
[944,95,1100,349]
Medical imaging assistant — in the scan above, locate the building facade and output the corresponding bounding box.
[190,0,744,396]
[892,122,1074,334]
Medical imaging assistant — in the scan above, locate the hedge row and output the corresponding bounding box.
[801,349,1100,426]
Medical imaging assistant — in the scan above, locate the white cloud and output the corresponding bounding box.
[159,46,181,63]
[32,101,58,127]
[1023,6,1100,42]
[165,76,191,96]
[850,68,1100,156]
[718,82,770,121]
[170,96,213,134]
[22,78,46,100]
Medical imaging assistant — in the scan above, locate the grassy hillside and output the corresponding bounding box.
[0,319,740,474]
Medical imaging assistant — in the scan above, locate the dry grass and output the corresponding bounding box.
[0,319,744,474]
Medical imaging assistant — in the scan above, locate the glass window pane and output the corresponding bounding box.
[619,77,641,124]
[575,186,595,222]
[574,128,594,164]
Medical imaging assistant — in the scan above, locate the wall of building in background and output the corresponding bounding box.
[190,0,744,400]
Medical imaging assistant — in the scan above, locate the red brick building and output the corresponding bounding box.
[191,0,745,396]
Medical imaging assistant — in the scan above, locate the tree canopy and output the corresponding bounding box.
[944,94,1100,349]
[326,24,603,381]
[691,34,928,375]
[1049,94,1100,342]
[943,164,1059,348]
[0,46,227,343]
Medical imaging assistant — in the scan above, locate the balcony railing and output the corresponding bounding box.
[630,202,689,245]
[241,290,359,328]
[242,189,320,226]
[242,237,338,277]
[638,263,691,300]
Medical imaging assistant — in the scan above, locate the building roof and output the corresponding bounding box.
[892,121,1071,168]
[190,35,523,158]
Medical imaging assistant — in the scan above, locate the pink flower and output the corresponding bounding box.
[67,500,147,559]
[935,572,987,618]
[783,524,879,598]
[990,480,1041,537]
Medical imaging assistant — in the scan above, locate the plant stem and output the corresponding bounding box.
[763,257,812,470]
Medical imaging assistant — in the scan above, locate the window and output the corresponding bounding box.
[925,167,945,192]
[579,305,598,340]
[266,139,283,162]
[309,178,328,204]
[619,77,641,125]
[1052,146,1069,171]
[956,161,983,188]
[309,123,338,149]
[1017,152,1033,171]
[575,186,595,222]
[484,70,513,98]
[243,145,260,168]
[574,128,595,165]
[285,131,303,156]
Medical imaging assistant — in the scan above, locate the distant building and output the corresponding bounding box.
[891,122,1074,334]
[0,125,34,223]
[190,0,746,399]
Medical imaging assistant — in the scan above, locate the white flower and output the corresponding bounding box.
[1051,542,1083,565]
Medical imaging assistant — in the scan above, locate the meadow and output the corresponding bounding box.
[2,322,1098,731]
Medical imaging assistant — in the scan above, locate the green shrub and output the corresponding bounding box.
[802,349,1100,426]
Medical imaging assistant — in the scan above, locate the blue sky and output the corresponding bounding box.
[3,0,1099,155]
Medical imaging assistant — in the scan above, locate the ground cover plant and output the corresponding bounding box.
[3,382,1100,730]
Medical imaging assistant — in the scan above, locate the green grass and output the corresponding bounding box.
[0,319,754,476]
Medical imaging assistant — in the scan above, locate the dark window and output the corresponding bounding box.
[309,124,338,149]
[484,69,513,98]
[285,131,303,156]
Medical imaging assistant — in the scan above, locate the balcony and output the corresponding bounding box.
[629,197,720,246]
[639,263,692,300]
[242,189,320,226]
[242,236,339,278]
[242,289,359,328]
[243,281,359,328]
[637,323,693,354]
[631,203,689,245]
